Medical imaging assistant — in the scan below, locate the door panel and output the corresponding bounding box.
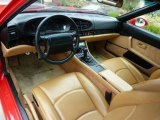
[105,24,160,75]
[123,51,153,69]
[129,38,160,68]
[122,23,160,49]
[106,35,130,56]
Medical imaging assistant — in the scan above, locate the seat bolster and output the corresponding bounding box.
[133,79,160,92]
[109,91,160,111]
[75,72,109,117]
[32,87,60,120]
[149,69,160,80]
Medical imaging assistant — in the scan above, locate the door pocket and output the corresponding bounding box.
[123,51,153,69]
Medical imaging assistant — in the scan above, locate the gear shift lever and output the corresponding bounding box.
[82,48,91,62]
[83,48,88,58]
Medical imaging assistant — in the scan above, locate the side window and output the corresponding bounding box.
[129,10,160,35]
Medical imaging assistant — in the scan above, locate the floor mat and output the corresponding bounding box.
[10,54,66,99]
[91,51,107,63]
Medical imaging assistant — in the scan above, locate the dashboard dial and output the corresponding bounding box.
[24,18,71,36]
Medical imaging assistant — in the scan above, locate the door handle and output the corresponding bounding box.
[138,43,147,49]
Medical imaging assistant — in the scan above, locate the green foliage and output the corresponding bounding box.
[145,23,160,35]
[60,0,87,8]
[108,11,120,17]
[144,15,160,35]
[122,0,140,11]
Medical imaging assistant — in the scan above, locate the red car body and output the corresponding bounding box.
[0,62,22,120]
[0,1,27,119]
[0,5,5,12]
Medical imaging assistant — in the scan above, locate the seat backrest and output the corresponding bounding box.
[105,91,160,120]
[105,102,160,120]
[132,78,160,92]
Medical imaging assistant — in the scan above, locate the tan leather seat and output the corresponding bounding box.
[101,57,160,85]
[32,72,160,120]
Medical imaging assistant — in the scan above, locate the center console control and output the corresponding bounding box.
[76,42,105,73]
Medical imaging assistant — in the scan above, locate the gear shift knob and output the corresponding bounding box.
[82,48,91,62]
[83,48,88,58]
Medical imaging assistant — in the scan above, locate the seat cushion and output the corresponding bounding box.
[32,72,108,120]
[101,57,145,85]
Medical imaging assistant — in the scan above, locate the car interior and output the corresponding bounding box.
[0,0,160,120]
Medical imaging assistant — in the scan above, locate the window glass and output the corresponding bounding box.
[129,10,160,35]
[103,0,153,17]
[38,0,153,16]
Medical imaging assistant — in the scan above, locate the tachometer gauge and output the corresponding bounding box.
[63,24,70,31]
[63,25,67,30]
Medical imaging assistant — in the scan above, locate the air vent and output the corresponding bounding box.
[81,21,91,30]
[74,19,92,31]
[8,26,18,41]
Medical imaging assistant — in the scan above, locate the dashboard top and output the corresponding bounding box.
[8,12,117,26]
[1,12,118,48]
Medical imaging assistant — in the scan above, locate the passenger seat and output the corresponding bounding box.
[101,57,160,85]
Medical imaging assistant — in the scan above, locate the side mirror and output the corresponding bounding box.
[97,0,123,7]
[129,17,148,28]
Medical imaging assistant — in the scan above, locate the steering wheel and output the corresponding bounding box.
[35,15,79,64]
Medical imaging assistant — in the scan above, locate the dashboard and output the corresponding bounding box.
[0,12,118,48]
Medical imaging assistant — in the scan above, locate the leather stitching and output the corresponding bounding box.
[54,88,83,104]
[77,110,99,120]
[124,106,136,120]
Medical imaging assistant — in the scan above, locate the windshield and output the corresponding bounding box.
[0,0,154,16]
[37,0,154,16]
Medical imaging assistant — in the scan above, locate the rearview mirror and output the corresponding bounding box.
[97,0,123,7]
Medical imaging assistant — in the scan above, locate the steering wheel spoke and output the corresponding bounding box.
[39,35,47,42]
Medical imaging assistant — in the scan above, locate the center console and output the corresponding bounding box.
[76,41,133,93]
[76,41,105,73]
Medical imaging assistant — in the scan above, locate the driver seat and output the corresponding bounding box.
[32,72,160,120]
